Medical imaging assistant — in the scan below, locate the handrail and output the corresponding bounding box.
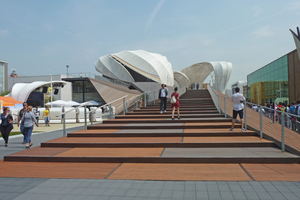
[86,95,128,114]
[207,85,300,152]
[55,101,91,117]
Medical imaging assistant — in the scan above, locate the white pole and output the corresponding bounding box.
[50,74,53,108]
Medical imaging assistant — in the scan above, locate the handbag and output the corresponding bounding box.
[171,96,176,104]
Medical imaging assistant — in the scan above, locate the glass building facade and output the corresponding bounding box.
[72,80,105,104]
[247,55,289,105]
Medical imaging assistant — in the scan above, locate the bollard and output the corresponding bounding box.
[63,114,66,136]
[224,97,227,118]
[281,112,285,151]
[84,106,87,130]
[123,97,125,115]
[260,106,263,139]
[244,102,247,130]
[126,101,128,113]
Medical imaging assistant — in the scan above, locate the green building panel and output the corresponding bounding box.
[247,55,289,105]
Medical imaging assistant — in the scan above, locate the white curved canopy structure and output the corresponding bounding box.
[181,62,232,93]
[173,70,190,88]
[11,81,67,103]
[95,50,174,86]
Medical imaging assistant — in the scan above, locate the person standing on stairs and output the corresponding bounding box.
[171,87,180,120]
[158,84,168,114]
[230,87,246,132]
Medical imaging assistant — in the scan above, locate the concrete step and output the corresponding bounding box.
[115,113,224,119]
[125,110,219,115]
[87,123,241,130]
[39,136,274,148]
[5,147,299,164]
[67,129,257,137]
[137,107,216,111]
[103,118,232,124]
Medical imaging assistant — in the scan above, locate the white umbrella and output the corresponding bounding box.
[80,100,100,106]
[45,100,67,107]
[66,101,80,106]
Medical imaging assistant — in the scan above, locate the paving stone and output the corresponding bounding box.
[281,192,300,200]
[244,191,260,200]
[232,191,247,200]
[208,191,221,199]
[148,189,162,198]
[136,189,150,197]
[269,192,288,200]
[159,190,173,198]
[229,184,242,192]
[184,190,196,199]
[255,192,273,200]
[112,189,127,196]
[124,189,139,197]
[219,191,234,200]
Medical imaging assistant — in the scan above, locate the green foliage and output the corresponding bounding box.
[45,96,56,103]
[0,91,10,96]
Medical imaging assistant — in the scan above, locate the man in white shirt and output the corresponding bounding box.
[158,84,168,114]
[230,87,246,131]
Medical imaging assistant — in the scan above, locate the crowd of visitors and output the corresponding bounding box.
[190,83,200,90]
[250,100,300,132]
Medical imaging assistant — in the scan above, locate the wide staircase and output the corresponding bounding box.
[3,90,300,180]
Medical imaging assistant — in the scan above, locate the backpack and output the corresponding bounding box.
[171,96,176,104]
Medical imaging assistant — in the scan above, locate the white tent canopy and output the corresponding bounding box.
[46,100,80,107]
[80,100,100,106]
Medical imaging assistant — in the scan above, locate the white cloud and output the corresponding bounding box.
[252,25,274,38]
[253,6,263,16]
[0,29,9,36]
[144,0,166,33]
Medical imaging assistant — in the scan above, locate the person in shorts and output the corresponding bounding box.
[43,106,50,126]
[230,87,246,132]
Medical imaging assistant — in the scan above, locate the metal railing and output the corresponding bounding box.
[57,87,187,136]
[207,84,300,152]
[56,101,93,136]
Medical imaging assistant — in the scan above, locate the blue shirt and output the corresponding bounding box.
[1,113,13,127]
[290,105,296,114]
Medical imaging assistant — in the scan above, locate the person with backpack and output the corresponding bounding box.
[171,87,180,120]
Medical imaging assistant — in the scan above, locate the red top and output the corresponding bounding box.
[171,92,180,108]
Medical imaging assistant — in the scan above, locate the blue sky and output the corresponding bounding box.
[1,0,300,89]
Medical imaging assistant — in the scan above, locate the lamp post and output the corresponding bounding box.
[66,65,69,76]
[50,74,53,108]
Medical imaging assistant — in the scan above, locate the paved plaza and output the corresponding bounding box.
[1,90,300,199]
